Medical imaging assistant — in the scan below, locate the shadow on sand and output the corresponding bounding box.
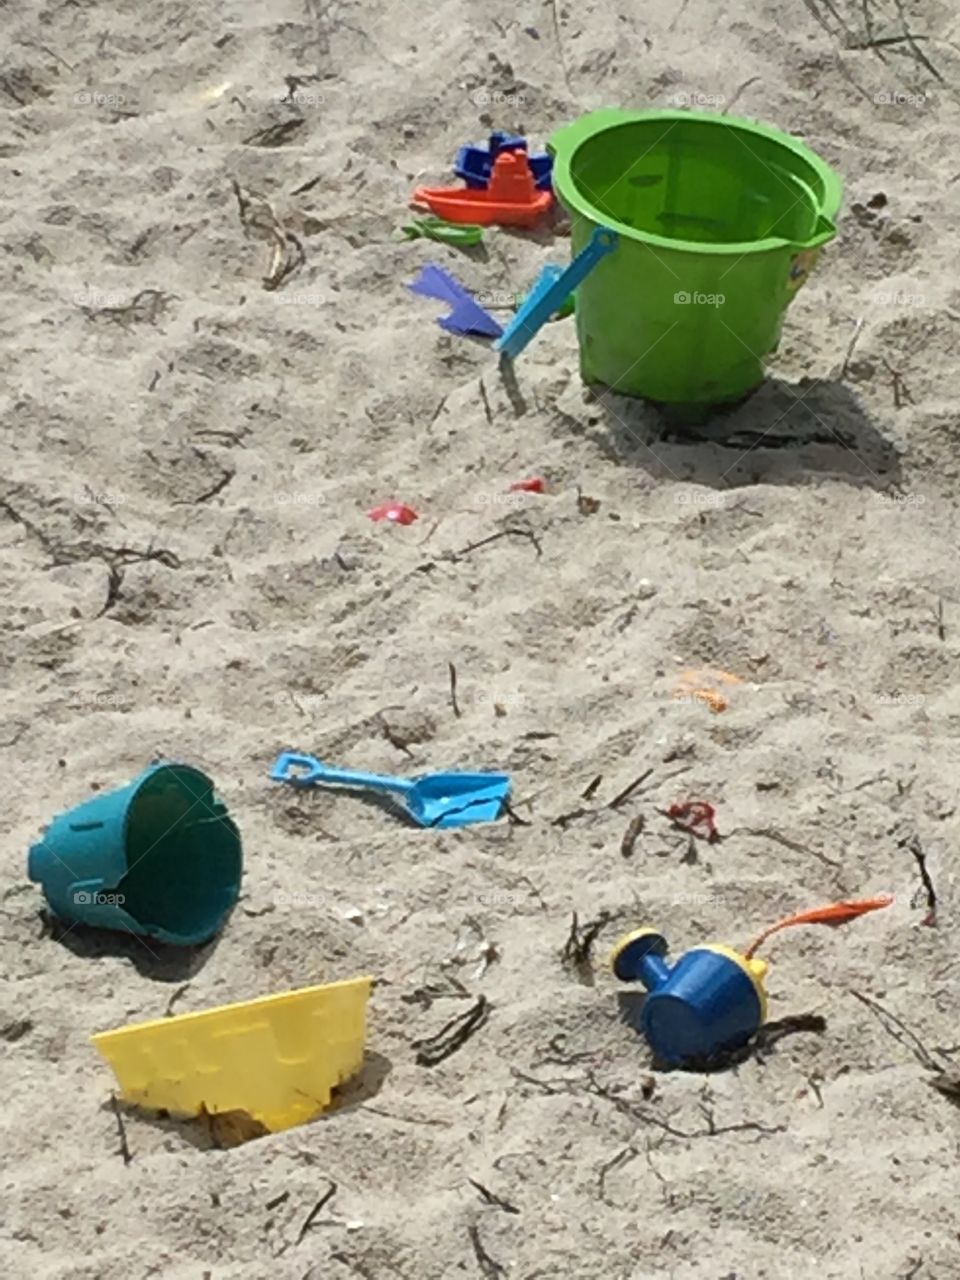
[580,375,902,490]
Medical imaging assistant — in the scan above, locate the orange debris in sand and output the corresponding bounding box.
[674,667,743,713]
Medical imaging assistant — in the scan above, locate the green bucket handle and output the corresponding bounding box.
[799,212,837,251]
[779,171,837,251]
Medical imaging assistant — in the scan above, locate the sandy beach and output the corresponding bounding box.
[2,1,960,1277]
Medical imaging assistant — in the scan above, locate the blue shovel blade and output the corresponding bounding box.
[407,773,511,828]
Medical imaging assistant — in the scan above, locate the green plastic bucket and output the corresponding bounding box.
[548,109,842,413]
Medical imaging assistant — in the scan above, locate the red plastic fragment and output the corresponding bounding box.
[666,800,719,843]
[368,502,419,526]
[508,476,546,494]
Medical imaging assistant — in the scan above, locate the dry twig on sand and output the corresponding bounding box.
[561,911,611,983]
[413,996,489,1066]
[620,814,645,858]
[109,1094,132,1165]
[231,179,305,290]
[468,1223,505,1277]
[80,288,173,327]
[447,661,461,717]
[295,1181,338,1245]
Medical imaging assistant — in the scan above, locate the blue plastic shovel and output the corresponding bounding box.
[270,752,510,829]
[495,225,619,360]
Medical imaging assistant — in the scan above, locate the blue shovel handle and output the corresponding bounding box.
[270,752,414,795]
[495,226,619,360]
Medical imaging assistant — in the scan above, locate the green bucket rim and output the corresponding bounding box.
[547,108,843,257]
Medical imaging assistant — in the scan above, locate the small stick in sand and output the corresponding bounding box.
[295,1181,338,1245]
[584,1069,785,1137]
[597,1145,640,1205]
[109,1094,132,1166]
[891,0,945,81]
[414,996,489,1067]
[468,1223,505,1278]
[899,833,937,925]
[620,814,644,859]
[882,357,913,408]
[174,465,235,507]
[550,803,596,829]
[509,1068,565,1095]
[581,774,603,801]
[502,800,532,827]
[290,173,322,196]
[851,990,944,1072]
[561,910,611,982]
[936,598,945,642]
[164,983,190,1016]
[722,75,761,115]
[928,1067,960,1104]
[838,316,865,379]
[735,825,841,869]
[608,768,655,809]
[242,118,306,148]
[231,178,305,291]
[532,1032,595,1068]
[453,528,542,559]
[448,661,461,717]
[467,1179,520,1215]
[478,378,493,425]
[429,392,450,427]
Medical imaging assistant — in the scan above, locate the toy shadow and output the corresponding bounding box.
[40,908,222,981]
[327,1048,393,1114]
[617,990,826,1072]
[457,241,491,266]
[105,1050,393,1153]
[499,223,570,249]
[275,785,421,828]
[582,375,902,491]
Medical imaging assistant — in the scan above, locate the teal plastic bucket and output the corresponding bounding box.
[548,109,843,412]
[28,763,242,945]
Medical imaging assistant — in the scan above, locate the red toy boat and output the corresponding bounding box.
[412,150,553,228]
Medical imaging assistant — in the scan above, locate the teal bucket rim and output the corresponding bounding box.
[548,108,843,258]
[28,761,242,946]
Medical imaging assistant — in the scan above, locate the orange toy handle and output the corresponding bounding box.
[744,894,894,959]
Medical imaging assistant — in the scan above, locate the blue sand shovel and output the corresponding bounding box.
[495,225,619,360]
[270,753,510,829]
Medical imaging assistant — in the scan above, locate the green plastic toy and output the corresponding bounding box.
[401,216,484,247]
[547,109,843,416]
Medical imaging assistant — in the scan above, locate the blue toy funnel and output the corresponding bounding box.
[613,899,892,1065]
[611,928,767,1064]
[28,763,242,946]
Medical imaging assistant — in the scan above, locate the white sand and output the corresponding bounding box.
[2,1,960,1277]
